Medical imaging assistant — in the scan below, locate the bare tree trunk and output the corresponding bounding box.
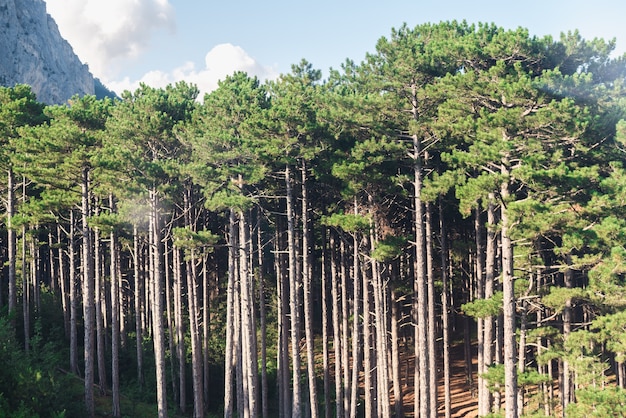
[474,206,487,417]
[371,227,390,418]
[412,83,430,417]
[439,199,451,418]
[224,210,237,418]
[7,168,16,326]
[187,247,204,418]
[69,211,79,375]
[330,232,343,418]
[239,208,258,418]
[562,255,574,413]
[94,226,108,395]
[133,225,144,388]
[425,202,437,418]
[348,213,362,417]
[301,161,319,418]
[150,189,168,418]
[58,225,70,338]
[285,165,302,418]
[483,195,497,415]
[81,167,95,418]
[173,247,186,413]
[321,230,331,418]
[275,226,291,418]
[22,222,29,352]
[340,238,350,418]
[391,289,405,418]
[257,217,269,418]
[501,159,518,418]
[110,204,121,417]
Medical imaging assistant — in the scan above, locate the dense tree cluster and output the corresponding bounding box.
[1,21,626,418]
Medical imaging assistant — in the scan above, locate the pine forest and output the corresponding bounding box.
[3,21,626,418]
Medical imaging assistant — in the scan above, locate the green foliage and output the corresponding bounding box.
[0,315,85,417]
[322,212,371,233]
[371,235,408,261]
[462,291,503,318]
[566,387,626,417]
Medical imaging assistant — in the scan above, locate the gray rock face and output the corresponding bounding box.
[0,0,95,104]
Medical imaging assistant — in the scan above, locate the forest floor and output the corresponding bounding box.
[399,342,479,417]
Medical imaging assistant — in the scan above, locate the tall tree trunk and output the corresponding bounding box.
[185,187,204,418]
[94,226,108,395]
[110,205,121,417]
[412,82,430,418]
[371,226,390,418]
[172,247,186,412]
[500,157,518,418]
[562,254,574,413]
[340,238,350,418]
[165,238,180,409]
[391,288,405,418]
[301,161,319,418]
[257,218,269,418]
[81,167,95,418]
[286,165,302,418]
[70,211,79,375]
[133,225,145,388]
[187,247,204,418]
[224,210,237,418]
[321,229,331,418]
[239,208,258,418]
[7,168,16,327]
[150,188,168,418]
[483,195,497,415]
[349,215,362,418]
[425,202,437,418]
[58,225,70,338]
[330,232,343,418]
[475,206,487,417]
[439,199,451,418]
[22,222,29,352]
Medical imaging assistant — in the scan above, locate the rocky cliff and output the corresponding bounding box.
[0,0,96,104]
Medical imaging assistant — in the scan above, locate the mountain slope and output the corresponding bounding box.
[0,0,96,104]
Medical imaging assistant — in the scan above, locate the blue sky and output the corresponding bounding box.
[44,0,626,97]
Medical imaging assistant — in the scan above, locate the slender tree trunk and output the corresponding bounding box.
[257,219,269,418]
[94,226,108,395]
[81,167,95,418]
[224,210,237,418]
[150,188,168,418]
[172,247,185,411]
[371,226,390,418]
[7,168,16,326]
[439,199,451,418]
[412,83,430,418]
[391,289,405,418]
[500,158,518,418]
[58,225,70,338]
[562,254,574,413]
[110,205,121,417]
[349,215,362,418]
[330,232,343,418]
[184,187,204,418]
[484,196,497,415]
[321,230,331,418]
[240,208,258,418]
[425,202,437,418]
[286,165,302,418]
[22,222,29,352]
[187,247,204,418]
[70,211,79,375]
[301,161,319,418]
[339,240,350,418]
[133,225,145,388]
[475,206,487,417]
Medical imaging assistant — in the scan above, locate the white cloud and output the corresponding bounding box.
[106,43,279,98]
[44,0,175,80]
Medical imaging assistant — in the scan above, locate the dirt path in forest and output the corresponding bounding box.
[399,343,478,417]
